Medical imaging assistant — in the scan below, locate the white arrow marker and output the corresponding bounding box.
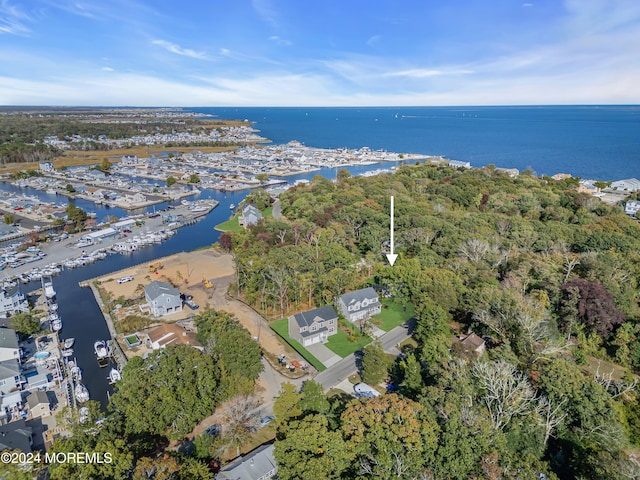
[386,196,398,266]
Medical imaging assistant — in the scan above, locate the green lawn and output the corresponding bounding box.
[325,328,372,357]
[372,298,415,331]
[214,206,273,233]
[270,318,326,372]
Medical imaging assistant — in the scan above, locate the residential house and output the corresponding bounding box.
[39,162,55,173]
[449,160,471,169]
[147,323,201,351]
[625,200,640,217]
[0,359,24,410]
[144,281,183,317]
[0,419,32,453]
[121,154,139,166]
[288,306,338,347]
[610,178,640,192]
[336,287,382,324]
[0,328,20,362]
[216,443,277,480]
[238,204,262,228]
[122,193,147,205]
[0,286,29,318]
[26,390,50,418]
[453,332,486,357]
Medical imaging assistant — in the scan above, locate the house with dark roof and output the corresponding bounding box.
[336,287,382,324]
[0,419,32,453]
[0,359,23,398]
[216,443,277,480]
[288,305,338,347]
[144,281,183,317]
[238,204,262,228]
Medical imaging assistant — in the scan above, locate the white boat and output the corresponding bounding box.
[108,368,121,384]
[44,281,56,299]
[51,319,62,331]
[64,338,75,349]
[229,203,235,210]
[61,349,74,357]
[49,312,59,322]
[75,383,90,403]
[94,340,109,359]
[49,303,58,312]
[78,406,89,423]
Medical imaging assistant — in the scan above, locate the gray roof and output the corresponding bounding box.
[0,359,20,380]
[26,390,49,408]
[293,306,338,330]
[339,287,380,309]
[217,443,277,480]
[0,328,18,349]
[0,419,32,453]
[242,204,262,218]
[144,281,179,301]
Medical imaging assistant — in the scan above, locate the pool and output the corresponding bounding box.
[124,334,141,348]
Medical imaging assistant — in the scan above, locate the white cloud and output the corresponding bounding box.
[367,35,381,48]
[0,0,32,35]
[151,40,208,60]
[385,68,474,78]
[269,35,291,46]
[101,66,114,72]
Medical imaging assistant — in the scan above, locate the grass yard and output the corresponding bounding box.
[214,207,273,233]
[325,328,372,357]
[270,318,326,372]
[372,298,415,331]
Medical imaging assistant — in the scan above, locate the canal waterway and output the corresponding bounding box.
[1,158,418,407]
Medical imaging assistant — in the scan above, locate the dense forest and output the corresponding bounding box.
[226,164,640,479]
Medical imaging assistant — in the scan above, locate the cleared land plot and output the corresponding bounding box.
[371,298,415,331]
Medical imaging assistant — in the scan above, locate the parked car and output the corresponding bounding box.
[117,276,134,284]
[259,415,275,428]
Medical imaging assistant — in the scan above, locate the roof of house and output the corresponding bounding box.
[217,443,277,480]
[0,328,18,350]
[144,281,179,301]
[241,204,262,218]
[459,332,485,350]
[339,287,380,309]
[0,359,20,379]
[0,419,32,453]
[147,323,200,349]
[26,390,49,408]
[292,305,338,330]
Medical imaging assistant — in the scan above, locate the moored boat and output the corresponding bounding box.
[75,383,90,403]
[108,368,121,384]
[94,340,109,359]
[63,338,75,349]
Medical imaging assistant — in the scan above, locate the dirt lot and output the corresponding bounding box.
[95,248,296,359]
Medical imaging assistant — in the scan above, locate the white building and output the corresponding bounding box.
[144,281,182,317]
[0,286,29,319]
[625,200,640,216]
[611,178,640,192]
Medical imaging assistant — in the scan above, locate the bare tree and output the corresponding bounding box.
[593,362,638,401]
[219,394,263,456]
[536,396,567,447]
[472,360,536,430]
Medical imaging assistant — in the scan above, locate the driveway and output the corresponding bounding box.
[306,343,342,368]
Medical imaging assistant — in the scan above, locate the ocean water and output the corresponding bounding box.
[191,106,640,181]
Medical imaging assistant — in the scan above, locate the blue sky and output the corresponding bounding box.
[1,0,639,106]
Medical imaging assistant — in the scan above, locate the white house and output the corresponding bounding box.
[39,162,55,173]
[611,178,640,192]
[239,204,262,228]
[144,281,183,317]
[624,200,640,216]
[0,329,19,363]
[0,286,29,318]
[336,287,382,324]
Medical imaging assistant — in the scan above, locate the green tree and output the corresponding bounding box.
[255,173,269,183]
[108,345,221,440]
[273,382,302,430]
[361,339,388,385]
[341,394,438,479]
[188,173,200,183]
[399,353,424,399]
[4,213,14,224]
[11,311,41,336]
[166,176,177,187]
[275,414,349,480]
[298,379,330,414]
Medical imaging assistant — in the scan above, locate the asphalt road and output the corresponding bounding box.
[315,317,415,391]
